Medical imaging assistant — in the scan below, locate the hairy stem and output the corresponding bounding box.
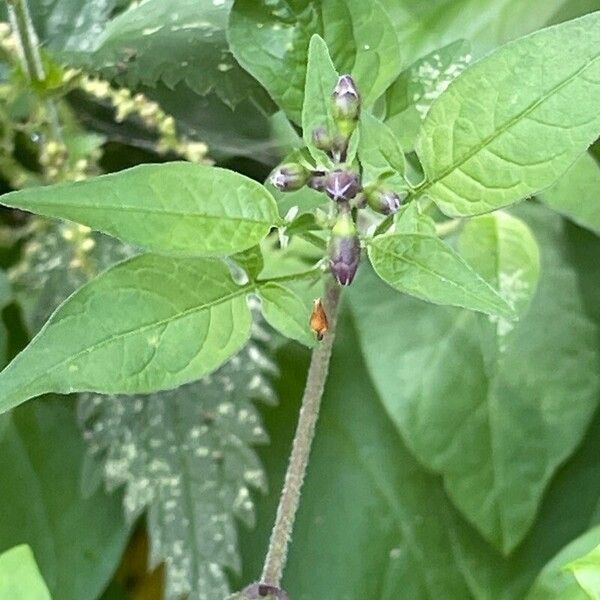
[7,0,62,141]
[260,278,342,588]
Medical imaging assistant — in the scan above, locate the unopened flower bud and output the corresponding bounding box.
[324,169,360,202]
[332,75,361,121]
[329,210,361,286]
[269,162,310,192]
[312,127,333,152]
[308,173,327,191]
[366,186,405,215]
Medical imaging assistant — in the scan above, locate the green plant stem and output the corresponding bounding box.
[7,0,62,141]
[260,277,342,588]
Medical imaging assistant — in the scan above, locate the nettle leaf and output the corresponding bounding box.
[415,13,600,217]
[0,545,50,600]
[257,280,318,348]
[0,163,280,258]
[358,112,406,185]
[229,0,401,122]
[0,398,129,600]
[383,40,472,150]
[367,232,514,317]
[351,204,600,553]
[302,35,338,165]
[0,255,253,414]
[528,526,600,599]
[61,0,271,107]
[541,151,600,235]
[79,340,276,600]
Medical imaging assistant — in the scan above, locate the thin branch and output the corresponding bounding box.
[260,277,342,588]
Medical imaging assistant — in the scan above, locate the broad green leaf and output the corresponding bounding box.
[351,204,600,552]
[393,202,436,235]
[0,163,279,258]
[0,398,129,600]
[0,254,253,414]
[541,152,600,235]
[458,211,541,319]
[415,13,600,217]
[368,233,514,317]
[528,527,600,599]
[0,545,50,600]
[61,0,272,108]
[358,112,406,185]
[383,40,472,150]
[229,0,401,122]
[302,35,338,165]
[232,245,264,281]
[79,341,276,600]
[0,270,11,365]
[567,542,600,598]
[257,280,318,348]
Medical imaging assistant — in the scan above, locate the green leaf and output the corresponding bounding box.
[541,151,600,235]
[0,254,253,414]
[0,545,50,600]
[383,40,472,151]
[567,542,600,598]
[528,527,600,599]
[61,0,271,108]
[0,163,279,258]
[351,204,600,552]
[368,232,514,317]
[415,13,600,217]
[79,340,276,600]
[458,211,541,319]
[358,112,406,185]
[229,0,401,122]
[232,245,264,281]
[392,202,436,235]
[302,35,338,165]
[0,269,11,365]
[0,398,129,600]
[257,280,318,347]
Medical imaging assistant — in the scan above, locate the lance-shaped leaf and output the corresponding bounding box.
[415,12,600,217]
[78,340,276,600]
[368,232,514,317]
[358,112,406,185]
[0,545,50,600]
[0,254,253,414]
[0,163,279,258]
[541,151,600,235]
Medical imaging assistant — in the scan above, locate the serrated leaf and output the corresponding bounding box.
[383,40,472,151]
[229,0,401,122]
[0,254,253,414]
[0,397,129,600]
[79,340,276,600]
[60,0,271,108]
[302,35,338,165]
[0,163,279,258]
[415,13,600,217]
[528,527,600,599]
[541,151,600,235]
[368,232,514,317]
[257,280,317,348]
[0,545,50,600]
[351,204,600,552]
[358,112,406,185]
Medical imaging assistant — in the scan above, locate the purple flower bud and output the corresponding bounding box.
[307,173,327,191]
[366,186,405,215]
[269,162,309,192]
[324,169,360,202]
[332,74,361,122]
[235,583,289,600]
[312,127,333,152]
[329,210,361,286]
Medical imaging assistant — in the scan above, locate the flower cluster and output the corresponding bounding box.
[269,75,404,286]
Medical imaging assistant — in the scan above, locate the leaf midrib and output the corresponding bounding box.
[418,51,600,195]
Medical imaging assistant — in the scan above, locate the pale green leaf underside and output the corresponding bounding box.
[0,545,50,600]
[0,163,279,258]
[416,12,600,216]
[368,233,514,317]
[0,254,253,414]
[541,151,600,235]
[567,543,600,599]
